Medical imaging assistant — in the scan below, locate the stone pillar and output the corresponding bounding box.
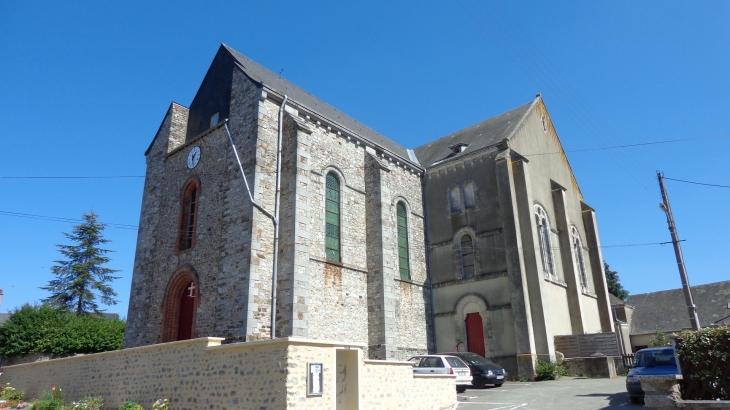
[634,375,682,409]
[276,114,313,337]
[581,203,615,333]
[551,183,586,334]
[365,151,397,359]
[511,154,555,362]
[494,149,537,378]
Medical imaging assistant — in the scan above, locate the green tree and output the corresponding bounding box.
[650,329,670,347]
[41,212,120,314]
[604,261,629,301]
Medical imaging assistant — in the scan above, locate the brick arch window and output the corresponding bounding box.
[397,202,410,280]
[449,185,462,213]
[534,204,556,278]
[325,172,341,262]
[571,226,589,290]
[463,181,476,209]
[459,234,475,280]
[159,266,200,343]
[176,177,200,252]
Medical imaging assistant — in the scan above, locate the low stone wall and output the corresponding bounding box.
[563,356,618,378]
[636,375,730,410]
[0,337,456,410]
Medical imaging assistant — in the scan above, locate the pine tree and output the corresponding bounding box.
[41,212,120,314]
[604,261,629,301]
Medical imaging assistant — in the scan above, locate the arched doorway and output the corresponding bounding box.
[465,312,486,357]
[159,266,200,343]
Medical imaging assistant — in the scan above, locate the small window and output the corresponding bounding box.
[325,173,341,262]
[541,115,547,133]
[397,202,410,280]
[460,234,475,280]
[464,181,476,209]
[535,204,556,277]
[210,112,220,128]
[449,186,462,213]
[177,178,200,252]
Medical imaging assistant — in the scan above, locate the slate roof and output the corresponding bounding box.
[627,280,730,335]
[609,293,627,306]
[223,45,416,166]
[413,100,536,168]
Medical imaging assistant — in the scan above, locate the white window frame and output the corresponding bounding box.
[534,204,556,278]
[571,226,589,291]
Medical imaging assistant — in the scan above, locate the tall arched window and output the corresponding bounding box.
[176,177,200,252]
[449,185,462,213]
[325,173,341,262]
[464,181,476,209]
[571,226,588,290]
[534,204,556,277]
[460,234,475,280]
[397,202,410,280]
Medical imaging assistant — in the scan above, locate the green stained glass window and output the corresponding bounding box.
[397,202,410,280]
[325,173,341,262]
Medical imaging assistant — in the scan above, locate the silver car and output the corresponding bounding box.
[408,355,473,393]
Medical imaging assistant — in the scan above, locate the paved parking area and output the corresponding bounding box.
[453,377,642,410]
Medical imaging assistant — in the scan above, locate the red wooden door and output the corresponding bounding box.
[465,312,486,357]
[177,288,195,340]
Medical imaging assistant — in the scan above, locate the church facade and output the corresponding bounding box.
[415,99,614,376]
[124,44,614,376]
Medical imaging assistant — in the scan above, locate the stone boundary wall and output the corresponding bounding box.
[0,337,455,410]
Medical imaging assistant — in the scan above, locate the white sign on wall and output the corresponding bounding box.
[308,362,323,396]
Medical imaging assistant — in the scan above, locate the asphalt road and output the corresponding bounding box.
[453,376,641,410]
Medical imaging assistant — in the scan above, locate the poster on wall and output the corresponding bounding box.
[307,362,323,396]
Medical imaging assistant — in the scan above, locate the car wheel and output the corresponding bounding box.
[493,383,503,388]
[456,385,467,393]
[471,376,486,389]
[629,396,643,404]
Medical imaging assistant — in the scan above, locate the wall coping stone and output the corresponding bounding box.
[1,337,224,369]
[206,336,367,352]
[364,359,414,366]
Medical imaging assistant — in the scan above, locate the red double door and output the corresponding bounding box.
[177,288,195,340]
[465,312,486,357]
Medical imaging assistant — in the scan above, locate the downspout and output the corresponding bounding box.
[271,95,288,338]
[224,91,286,341]
[421,171,437,353]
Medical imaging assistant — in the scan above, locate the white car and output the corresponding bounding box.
[408,355,473,393]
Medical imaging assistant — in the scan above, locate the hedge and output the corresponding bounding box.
[0,304,125,358]
[675,326,730,400]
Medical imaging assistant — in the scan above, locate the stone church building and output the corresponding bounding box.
[124,44,614,377]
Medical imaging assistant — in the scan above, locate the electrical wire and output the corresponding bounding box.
[664,177,730,189]
[0,211,138,230]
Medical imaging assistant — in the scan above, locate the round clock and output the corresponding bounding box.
[187,146,201,169]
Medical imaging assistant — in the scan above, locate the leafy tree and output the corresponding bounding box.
[604,261,629,301]
[650,329,670,347]
[41,212,120,314]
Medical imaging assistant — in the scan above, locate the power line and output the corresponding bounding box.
[0,211,138,230]
[664,177,730,189]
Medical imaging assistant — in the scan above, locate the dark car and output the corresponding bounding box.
[438,352,506,388]
[626,347,680,403]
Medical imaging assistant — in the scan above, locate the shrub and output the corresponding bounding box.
[535,359,561,381]
[0,304,125,358]
[675,326,730,400]
[151,399,168,410]
[118,401,144,410]
[68,396,103,410]
[0,383,25,401]
[32,391,63,410]
[649,329,670,347]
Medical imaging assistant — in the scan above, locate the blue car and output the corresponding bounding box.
[625,347,680,403]
[438,352,506,388]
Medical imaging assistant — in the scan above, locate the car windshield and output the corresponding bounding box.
[457,352,494,366]
[634,349,677,367]
[445,357,468,368]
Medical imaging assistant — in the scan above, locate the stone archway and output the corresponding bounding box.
[454,293,490,357]
[159,265,200,343]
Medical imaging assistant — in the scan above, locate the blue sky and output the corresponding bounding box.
[1,1,728,318]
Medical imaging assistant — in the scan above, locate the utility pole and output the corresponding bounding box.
[657,171,701,331]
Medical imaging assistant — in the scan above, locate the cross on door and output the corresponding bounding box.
[187,282,196,297]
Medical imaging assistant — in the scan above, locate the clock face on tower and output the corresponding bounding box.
[187,146,201,169]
